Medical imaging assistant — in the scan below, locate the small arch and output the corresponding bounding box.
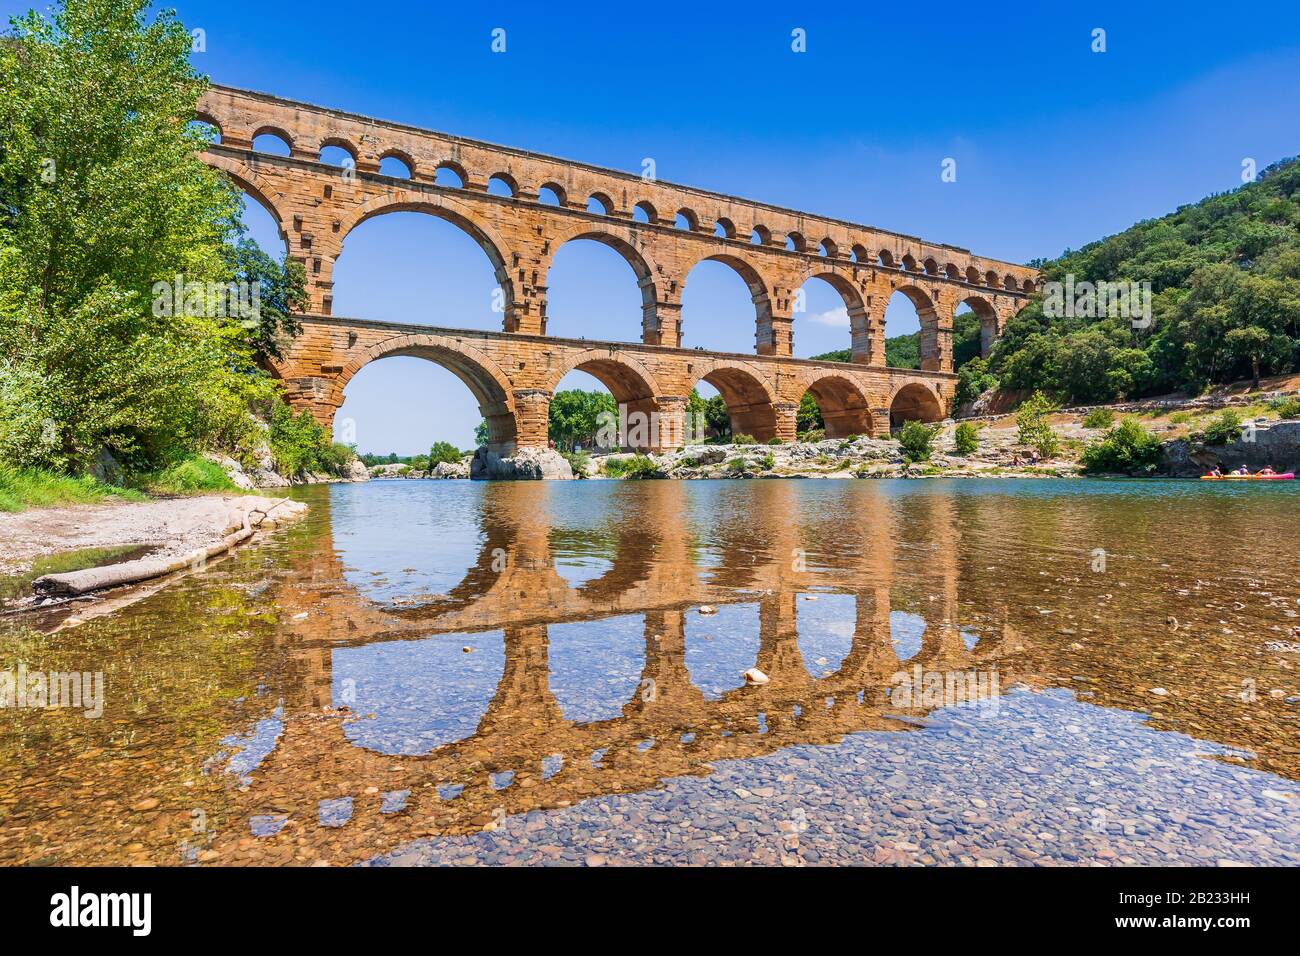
[889,382,945,430]
[878,250,897,269]
[714,217,737,239]
[985,269,1000,286]
[538,183,566,206]
[1022,277,1037,293]
[901,254,919,272]
[435,163,466,188]
[1003,273,1018,290]
[674,208,698,231]
[818,238,838,259]
[319,137,357,164]
[850,244,869,264]
[957,294,998,359]
[785,231,807,253]
[586,192,613,215]
[922,257,939,276]
[693,363,779,442]
[632,200,657,224]
[378,151,413,179]
[487,173,518,197]
[251,128,292,156]
[965,265,982,285]
[944,263,962,280]
[804,375,874,438]
[751,225,772,246]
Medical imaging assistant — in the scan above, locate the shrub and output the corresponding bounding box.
[1082,408,1115,429]
[953,422,980,455]
[1168,410,1192,425]
[1080,419,1164,474]
[1199,409,1244,446]
[603,454,660,479]
[143,455,237,494]
[726,457,749,472]
[759,453,776,470]
[732,433,757,445]
[268,398,356,477]
[1016,391,1060,458]
[797,428,825,443]
[561,450,590,476]
[766,436,784,445]
[429,441,462,465]
[897,420,938,462]
[1268,396,1300,419]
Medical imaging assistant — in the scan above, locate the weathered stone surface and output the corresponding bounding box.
[431,460,470,479]
[470,447,574,481]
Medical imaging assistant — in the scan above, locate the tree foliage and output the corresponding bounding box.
[0,0,315,475]
[990,158,1300,401]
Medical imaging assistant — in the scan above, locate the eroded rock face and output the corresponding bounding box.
[470,447,574,481]
[1161,420,1300,476]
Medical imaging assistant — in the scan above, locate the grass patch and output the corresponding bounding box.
[0,464,146,513]
[136,456,238,495]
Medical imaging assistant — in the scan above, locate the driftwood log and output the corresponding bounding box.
[32,497,304,598]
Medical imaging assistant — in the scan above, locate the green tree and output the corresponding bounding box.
[429,441,461,466]
[1224,325,1271,389]
[953,421,979,455]
[797,392,824,432]
[223,233,307,363]
[703,394,731,439]
[548,389,616,450]
[474,420,490,446]
[0,0,273,471]
[1016,391,1060,458]
[897,420,937,462]
[1080,419,1163,475]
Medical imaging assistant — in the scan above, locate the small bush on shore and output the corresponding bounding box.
[732,433,757,446]
[429,441,462,466]
[1016,391,1061,459]
[897,421,938,462]
[1082,408,1115,429]
[1198,409,1245,446]
[1080,419,1163,474]
[603,454,660,479]
[141,456,237,494]
[953,422,980,455]
[1268,396,1300,419]
[561,450,590,476]
[766,436,784,445]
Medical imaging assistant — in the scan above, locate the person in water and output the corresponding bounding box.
[1208,466,1222,477]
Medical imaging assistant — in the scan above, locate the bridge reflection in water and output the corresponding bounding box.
[225,480,1021,864]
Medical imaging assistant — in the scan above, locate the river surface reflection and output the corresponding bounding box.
[2,479,1298,866]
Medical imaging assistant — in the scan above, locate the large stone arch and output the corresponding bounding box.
[679,251,775,352]
[891,284,947,372]
[955,293,998,358]
[796,269,869,351]
[204,153,292,250]
[545,221,661,343]
[335,191,518,327]
[802,373,875,438]
[327,332,519,452]
[546,349,662,451]
[888,381,946,430]
[691,359,780,442]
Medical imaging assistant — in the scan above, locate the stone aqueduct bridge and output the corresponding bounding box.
[196,85,1039,451]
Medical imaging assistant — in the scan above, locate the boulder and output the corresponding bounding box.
[431,460,470,479]
[470,446,574,480]
[1161,420,1300,476]
[345,458,370,482]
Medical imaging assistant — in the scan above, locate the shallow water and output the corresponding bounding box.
[1,478,1297,866]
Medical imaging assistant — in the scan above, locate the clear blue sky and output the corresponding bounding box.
[10,0,1300,452]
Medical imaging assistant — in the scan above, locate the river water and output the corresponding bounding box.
[2,478,1298,866]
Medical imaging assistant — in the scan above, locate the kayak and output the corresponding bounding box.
[1200,473,1294,480]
